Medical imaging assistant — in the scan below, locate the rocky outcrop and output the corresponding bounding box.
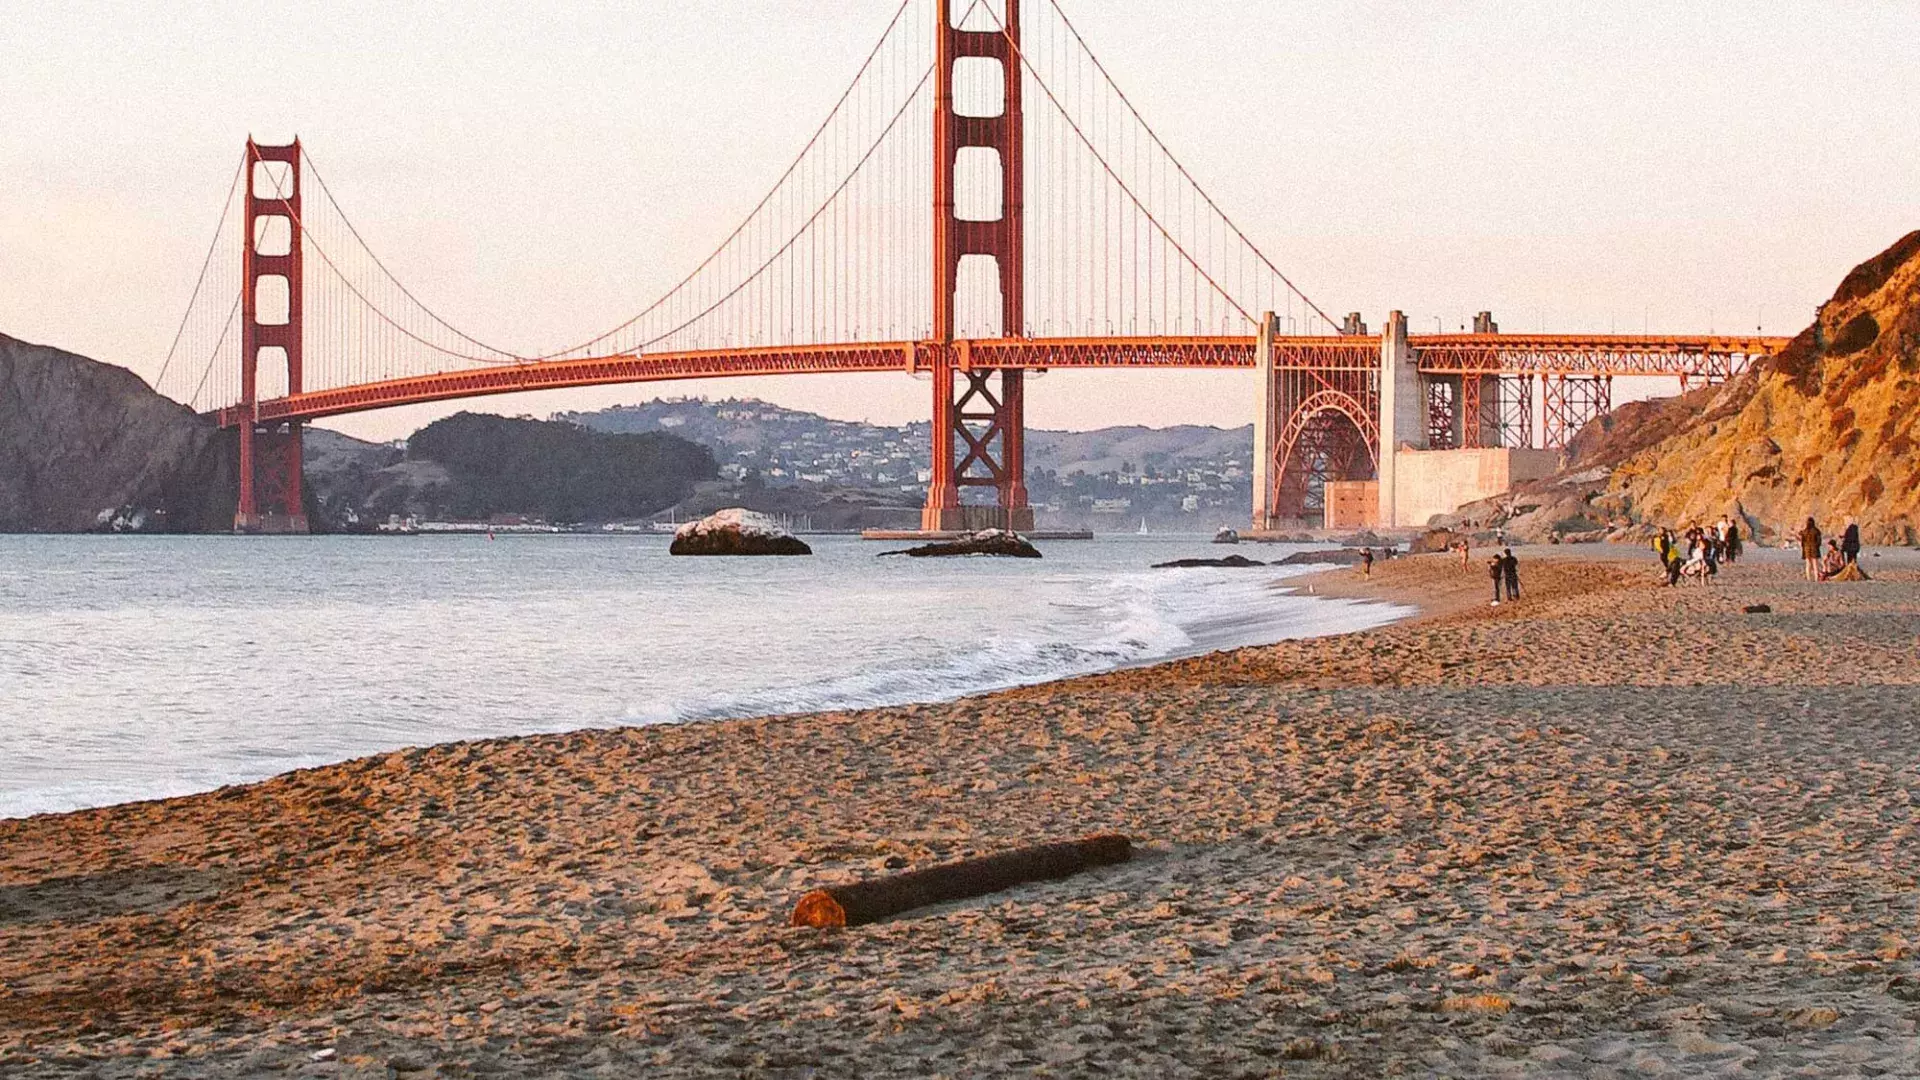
[1408,528,1460,555]
[0,333,235,532]
[1211,527,1240,544]
[1430,469,1621,546]
[1276,547,1386,567]
[881,529,1042,559]
[1607,231,1920,544]
[671,508,812,555]
[1152,554,1266,569]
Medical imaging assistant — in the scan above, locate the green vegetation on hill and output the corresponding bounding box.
[405,413,716,523]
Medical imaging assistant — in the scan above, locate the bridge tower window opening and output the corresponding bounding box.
[252,215,292,258]
[953,253,1004,340]
[253,274,291,327]
[953,147,1005,222]
[951,56,1006,118]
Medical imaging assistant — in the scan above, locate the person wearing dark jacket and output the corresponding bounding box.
[1501,548,1521,600]
[1842,520,1862,565]
[1488,554,1505,605]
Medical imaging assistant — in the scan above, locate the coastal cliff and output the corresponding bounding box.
[1607,231,1920,542]
[0,333,235,532]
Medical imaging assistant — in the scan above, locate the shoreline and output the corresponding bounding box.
[5,553,1918,1075]
[0,553,1409,823]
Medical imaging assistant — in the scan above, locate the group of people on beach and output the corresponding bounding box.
[1649,514,1869,585]
[1651,516,1743,586]
[1798,516,1865,581]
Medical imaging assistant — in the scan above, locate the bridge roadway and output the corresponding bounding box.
[215,333,1791,426]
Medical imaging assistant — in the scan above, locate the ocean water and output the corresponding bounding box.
[0,533,1407,818]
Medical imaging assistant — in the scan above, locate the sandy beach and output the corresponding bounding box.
[4,549,1918,1078]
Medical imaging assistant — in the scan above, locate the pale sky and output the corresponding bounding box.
[5,1,1917,442]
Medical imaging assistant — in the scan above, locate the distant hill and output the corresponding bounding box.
[392,413,717,523]
[1601,231,1920,543]
[0,333,235,532]
[558,398,1257,527]
[559,398,1252,477]
[1027,424,1254,477]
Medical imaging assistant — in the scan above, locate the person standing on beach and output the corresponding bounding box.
[1458,538,1471,570]
[1360,547,1374,578]
[1799,517,1823,582]
[1488,554,1506,605]
[1842,519,1862,566]
[1725,518,1742,564]
[1501,547,1521,600]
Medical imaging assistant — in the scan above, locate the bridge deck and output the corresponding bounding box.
[217,334,1792,426]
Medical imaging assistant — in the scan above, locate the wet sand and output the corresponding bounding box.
[3,551,1918,1078]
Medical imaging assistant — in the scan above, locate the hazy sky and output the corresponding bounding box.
[5,1,1917,441]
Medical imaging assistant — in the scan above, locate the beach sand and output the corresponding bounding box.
[3,551,1918,1077]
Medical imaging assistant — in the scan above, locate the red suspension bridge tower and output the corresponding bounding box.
[926,0,1031,531]
[235,139,309,534]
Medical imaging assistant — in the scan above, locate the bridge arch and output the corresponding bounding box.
[1271,388,1379,523]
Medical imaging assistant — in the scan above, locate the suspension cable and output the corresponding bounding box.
[301,150,526,360]
[187,290,244,409]
[531,0,919,360]
[982,4,1256,329]
[1043,0,1341,332]
[638,65,934,352]
[154,153,246,392]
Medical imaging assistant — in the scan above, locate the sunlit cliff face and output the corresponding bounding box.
[1613,232,1920,545]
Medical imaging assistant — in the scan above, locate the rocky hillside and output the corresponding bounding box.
[0,333,234,532]
[1608,231,1920,544]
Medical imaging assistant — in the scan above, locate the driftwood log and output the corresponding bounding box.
[790,834,1132,928]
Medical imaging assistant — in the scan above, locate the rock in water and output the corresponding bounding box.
[670,508,812,556]
[1152,554,1266,568]
[1212,526,1240,544]
[881,529,1041,558]
[1277,547,1378,566]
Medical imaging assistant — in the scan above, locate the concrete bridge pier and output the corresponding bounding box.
[1375,311,1421,529]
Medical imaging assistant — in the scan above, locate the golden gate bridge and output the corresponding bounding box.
[151,0,1787,534]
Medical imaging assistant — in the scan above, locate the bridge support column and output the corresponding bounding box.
[922,356,1034,532]
[1542,374,1611,451]
[922,0,1030,533]
[1375,311,1419,528]
[1251,312,1277,530]
[235,138,309,534]
[1460,374,1502,448]
[1425,375,1462,449]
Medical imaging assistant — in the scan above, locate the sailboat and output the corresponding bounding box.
[1136,516,1150,536]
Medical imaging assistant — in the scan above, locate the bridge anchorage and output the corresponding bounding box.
[1255,312,1787,531]
[151,2,1789,536]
